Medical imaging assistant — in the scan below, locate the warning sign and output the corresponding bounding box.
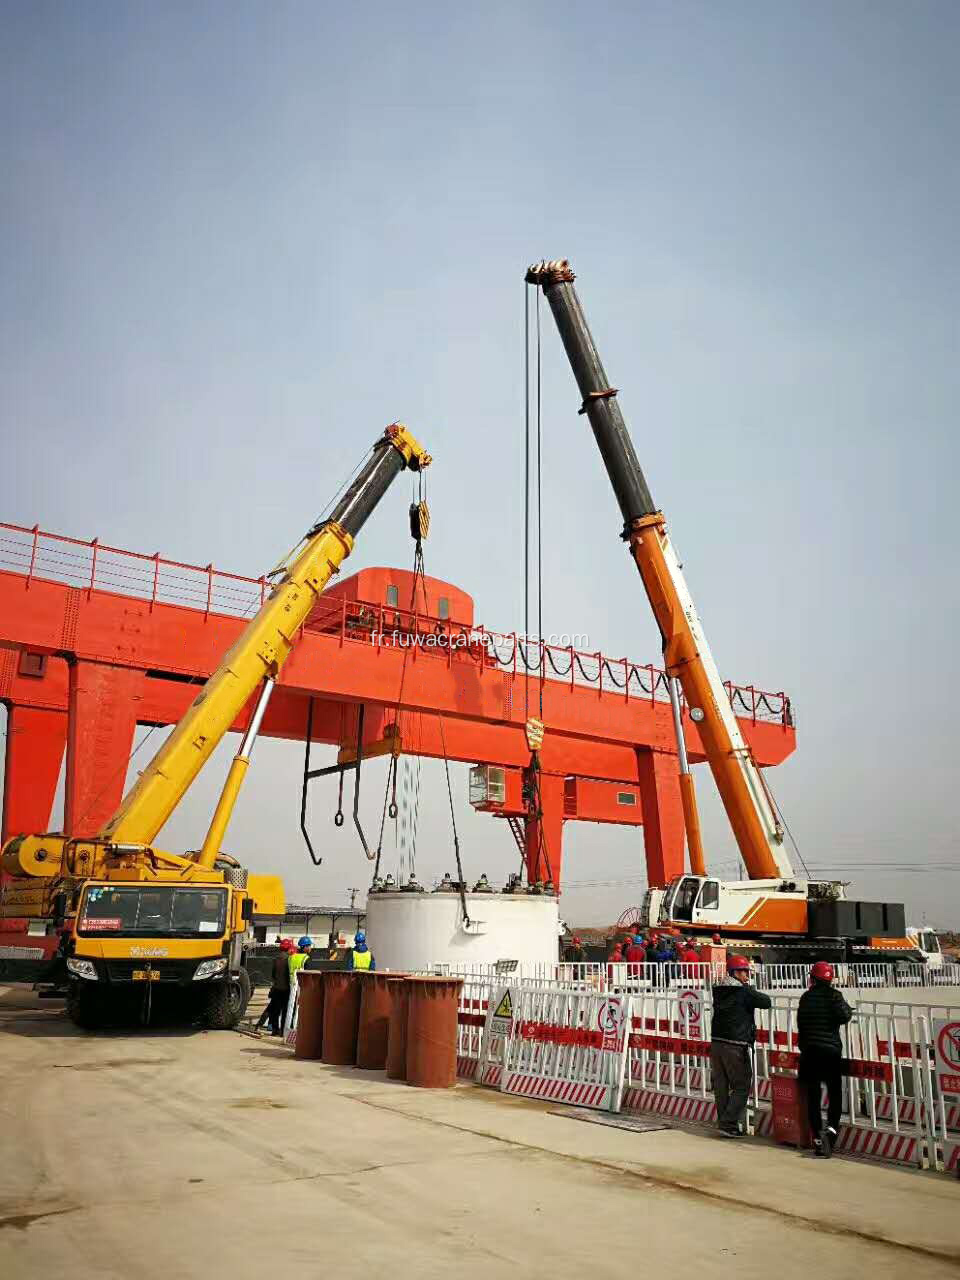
[489,987,514,1038]
[933,1019,960,1096]
[597,997,625,1051]
[678,989,704,1040]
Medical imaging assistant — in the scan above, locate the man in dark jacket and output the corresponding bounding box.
[797,961,854,1157]
[257,938,295,1036]
[563,935,587,964]
[711,956,772,1136]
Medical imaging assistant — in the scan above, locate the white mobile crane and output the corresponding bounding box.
[526,260,919,965]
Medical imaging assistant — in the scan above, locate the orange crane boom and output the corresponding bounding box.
[525,259,790,881]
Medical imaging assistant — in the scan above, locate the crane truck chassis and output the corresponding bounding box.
[0,424,431,1028]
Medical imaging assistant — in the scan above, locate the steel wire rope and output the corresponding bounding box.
[436,707,470,926]
[518,282,554,891]
[762,776,811,879]
[374,470,429,879]
[524,284,531,722]
[536,284,545,716]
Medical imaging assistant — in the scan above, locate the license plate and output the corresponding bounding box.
[132,969,161,982]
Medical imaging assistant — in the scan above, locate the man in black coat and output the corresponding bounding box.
[711,956,772,1137]
[797,961,854,1157]
[256,939,294,1036]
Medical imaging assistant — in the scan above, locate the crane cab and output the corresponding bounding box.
[643,874,810,937]
[907,927,943,970]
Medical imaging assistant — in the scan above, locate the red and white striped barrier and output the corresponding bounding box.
[504,1075,613,1107]
[832,1126,919,1165]
[621,1088,716,1125]
[500,987,630,1113]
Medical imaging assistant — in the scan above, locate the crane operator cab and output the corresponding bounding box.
[641,873,811,938]
[62,874,282,1030]
[665,875,720,923]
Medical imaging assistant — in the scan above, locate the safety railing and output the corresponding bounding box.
[434,960,723,991]
[306,594,793,727]
[756,961,959,990]
[449,970,960,1171]
[0,517,793,727]
[0,520,268,617]
[433,959,959,994]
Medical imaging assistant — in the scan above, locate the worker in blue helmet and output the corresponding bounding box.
[349,929,376,971]
[289,936,312,982]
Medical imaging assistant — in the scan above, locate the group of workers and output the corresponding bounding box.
[564,928,852,1156]
[564,929,713,974]
[712,955,853,1157]
[564,929,720,967]
[256,930,376,1037]
[612,931,707,966]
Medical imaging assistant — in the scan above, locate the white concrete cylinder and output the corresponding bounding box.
[365,891,560,972]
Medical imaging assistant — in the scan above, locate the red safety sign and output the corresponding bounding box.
[677,989,703,1039]
[933,1020,960,1096]
[597,997,625,1051]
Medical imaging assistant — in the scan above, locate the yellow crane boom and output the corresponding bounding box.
[3,423,430,883]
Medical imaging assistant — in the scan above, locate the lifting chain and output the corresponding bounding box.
[334,769,345,827]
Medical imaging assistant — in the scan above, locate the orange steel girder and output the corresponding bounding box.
[0,560,795,889]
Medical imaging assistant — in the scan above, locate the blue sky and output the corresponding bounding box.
[1,1,957,924]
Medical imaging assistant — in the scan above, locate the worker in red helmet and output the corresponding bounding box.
[607,942,624,987]
[797,961,854,1157]
[564,934,586,965]
[710,955,772,1137]
[256,938,296,1036]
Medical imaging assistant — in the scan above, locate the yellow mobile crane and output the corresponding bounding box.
[0,424,431,1028]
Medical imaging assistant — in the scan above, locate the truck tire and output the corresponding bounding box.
[202,968,251,1030]
[66,984,102,1030]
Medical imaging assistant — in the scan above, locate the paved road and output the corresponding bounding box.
[2,985,958,1280]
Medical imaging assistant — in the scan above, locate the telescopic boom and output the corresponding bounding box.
[525,260,790,881]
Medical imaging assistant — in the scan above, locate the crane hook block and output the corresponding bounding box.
[409,501,430,543]
[525,718,545,751]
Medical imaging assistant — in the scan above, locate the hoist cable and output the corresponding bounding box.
[523,284,531,721]
[437,709,470,927]
[527,758,555,888]
[765,777,811,878]
[409,746,423,878]
[372,755,394,881]
[374,470,439,889]
[520,283,551,887]
[536,285,544,718]
[374,491,427,873]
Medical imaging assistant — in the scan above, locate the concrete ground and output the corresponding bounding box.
[2,985,958,1280]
